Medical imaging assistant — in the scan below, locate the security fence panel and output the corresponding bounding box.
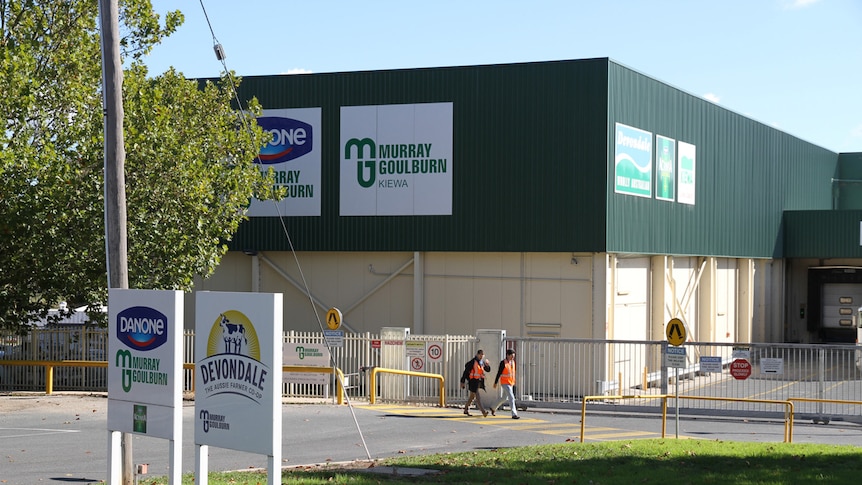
[0,328,108,392]
[183,330,195,392]
[401,334,476,405]
[329,332,378,399]
[3,329,861,423]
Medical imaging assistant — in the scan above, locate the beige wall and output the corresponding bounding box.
[424,252,593,338]
[191,250,782,344]
[192,251,594,338]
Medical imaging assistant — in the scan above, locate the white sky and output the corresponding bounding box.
[145,0,862,153]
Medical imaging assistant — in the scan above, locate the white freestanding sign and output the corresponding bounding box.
[194,291,283,485]
[106,289,184,485]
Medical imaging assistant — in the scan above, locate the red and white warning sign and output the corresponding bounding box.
[426,342,443,362]
[410,356,425,372]
[730,358,752,380]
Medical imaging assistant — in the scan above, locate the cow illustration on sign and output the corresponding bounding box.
[219,313,248,354]
[205,310,261,361]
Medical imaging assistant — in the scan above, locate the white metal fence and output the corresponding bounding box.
[3,328,861,423]
[509,337,862,423]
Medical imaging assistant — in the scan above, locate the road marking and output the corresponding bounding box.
[0,427,79,439]
[355,405,666,441]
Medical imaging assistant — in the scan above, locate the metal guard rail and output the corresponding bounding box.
[1,360,347,405]
[581,394,795,443]
[368,367,445,407]
[581,394,668,443]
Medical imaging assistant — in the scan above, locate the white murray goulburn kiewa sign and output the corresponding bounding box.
[194,291,282,466]
[107,289,183,485]
[247,107,322,217]
[340,102,453,216]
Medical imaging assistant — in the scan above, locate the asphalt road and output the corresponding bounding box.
[1,393,861,485]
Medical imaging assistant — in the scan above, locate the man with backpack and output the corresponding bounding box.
[460,349,491,416]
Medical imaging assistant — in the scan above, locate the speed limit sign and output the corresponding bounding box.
[426,342,443,362]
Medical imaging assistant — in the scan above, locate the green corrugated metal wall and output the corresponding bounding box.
[605,62,837,258]
[225,58,843,259]
[834,152,862,209]
[783,210,862,258]
[229,59,609,252]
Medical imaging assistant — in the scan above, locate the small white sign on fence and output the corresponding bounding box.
[760,357,784,375]
[283,344,329,385]
[732,347,751,360]
[665,346,686,369]
[406,341,425,357]
[426,341,444,362]
[699,356,722,373]
[324,330,344,348]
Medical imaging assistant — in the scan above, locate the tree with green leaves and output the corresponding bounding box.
[0,0,278,330]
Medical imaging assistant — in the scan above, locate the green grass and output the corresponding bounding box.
[140,439,862,484]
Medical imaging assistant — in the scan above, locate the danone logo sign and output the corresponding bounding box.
[256,116,313,164]
[116,306,169,351]
[247,108,322,217]
[340,103,453,216]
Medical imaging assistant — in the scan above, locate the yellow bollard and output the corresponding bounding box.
[46,365,54,395]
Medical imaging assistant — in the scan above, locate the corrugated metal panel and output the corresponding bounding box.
[783,210,862,258]
[229,59,610,252]
[605,61,837,258]
[225,59,842,259]
[834,152,862,209]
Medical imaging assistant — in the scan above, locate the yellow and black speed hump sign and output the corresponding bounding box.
[326,307,343,331]
[666,318,686,346]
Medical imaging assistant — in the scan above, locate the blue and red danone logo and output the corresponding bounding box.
[116,306,169,351]
[257,117,313,164]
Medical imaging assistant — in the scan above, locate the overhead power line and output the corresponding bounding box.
[195,0,372,461]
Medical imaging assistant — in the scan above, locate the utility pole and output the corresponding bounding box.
[99,0,130,483]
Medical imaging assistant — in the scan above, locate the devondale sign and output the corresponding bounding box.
[340,102,454,216]
[194,291,283,485]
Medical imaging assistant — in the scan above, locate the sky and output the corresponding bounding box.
[144,0,862,153]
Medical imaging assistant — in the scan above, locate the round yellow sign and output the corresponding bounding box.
[326,307,342,330]
[666,318,686,346]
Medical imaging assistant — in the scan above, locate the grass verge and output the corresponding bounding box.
[139,439,862,484]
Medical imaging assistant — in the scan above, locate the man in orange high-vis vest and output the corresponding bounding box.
[460,349,491,416]
[493,349,520,419]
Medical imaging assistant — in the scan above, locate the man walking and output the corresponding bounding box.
[460,349,491,416]
[493,349,520,419]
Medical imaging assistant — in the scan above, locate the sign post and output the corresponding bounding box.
[665,318,687,439]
